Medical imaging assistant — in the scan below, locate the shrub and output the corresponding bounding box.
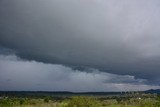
[65,96,100,107]
[44,97,50,103]
[19,98,25,105]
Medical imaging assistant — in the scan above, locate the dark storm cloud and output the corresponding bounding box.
[0,53,159,92]
[0,0,160,84]
[0,46,15,55]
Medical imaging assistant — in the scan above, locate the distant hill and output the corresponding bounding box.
[0,91,123,97]
[0,89,160,98]
[145,89,160,94]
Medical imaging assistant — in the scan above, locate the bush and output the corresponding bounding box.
[44,97,50,103]
[19,98,25,105]
[65,96,100,107]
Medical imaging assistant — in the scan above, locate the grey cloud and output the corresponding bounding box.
[0,46,15,55]
[0,0,160,83]
[0,53,159,92]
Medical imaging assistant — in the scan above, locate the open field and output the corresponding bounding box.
[0,91,160,107]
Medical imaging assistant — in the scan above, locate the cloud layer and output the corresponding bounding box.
[0,53,159,92]
[0,0,160,87]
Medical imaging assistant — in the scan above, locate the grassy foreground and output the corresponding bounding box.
[0,94,160,107]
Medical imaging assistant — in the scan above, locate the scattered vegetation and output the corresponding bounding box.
[0,92,160,107]
[65,96,100,107]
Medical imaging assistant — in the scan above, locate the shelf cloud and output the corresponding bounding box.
[0,53,159,92]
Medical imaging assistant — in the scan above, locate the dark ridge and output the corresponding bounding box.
[145,89,160,94]
[0,91,127,97]
[0,89,159,98]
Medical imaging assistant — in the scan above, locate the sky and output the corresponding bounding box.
[0,0,160,92]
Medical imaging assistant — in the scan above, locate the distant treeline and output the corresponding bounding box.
[0,89,159,98]
[0,91,124,98]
